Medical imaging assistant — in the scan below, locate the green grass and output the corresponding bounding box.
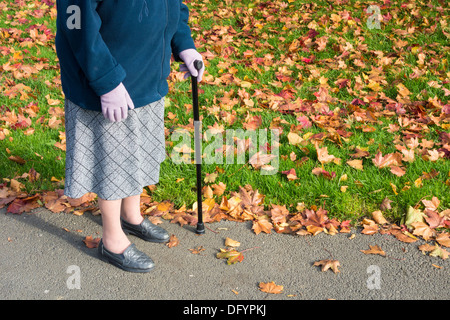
[0,0,449,226]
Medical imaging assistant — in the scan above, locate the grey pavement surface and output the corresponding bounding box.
[1,206,449,302]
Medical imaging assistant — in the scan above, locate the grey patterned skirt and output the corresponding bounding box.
[63,98,166,201]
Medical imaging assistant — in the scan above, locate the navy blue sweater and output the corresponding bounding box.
[55,0,196,111]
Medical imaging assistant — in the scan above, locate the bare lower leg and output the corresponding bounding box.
[98,197,130,254]
[120,194,144,225]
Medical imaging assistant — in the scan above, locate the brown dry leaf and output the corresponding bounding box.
[303,208,329,228]
[306,225,324,235]
[361,223,378,235]
[10,179,24,192]
[316,143,340,165]
[252,217,273,235]
[422,197,440,211]
[189,246,205,254]
[372,151,397,169]
[313,259,341,273]
[170,214,188,227]
[83,236,100,249]
[211,182,226,196]
[418,243,435,253]
[259,281,283,294]
[166,234,179,248]
[380,197,393,211]
[287,131,304,146]
[225,237,241,248]
[66,192,96,207]
[411,221,435,241]
[203,185,214,199]
[360,245,386,256]
[148,216,163,225]
[9,155,26,165]
[346,159,363,170]
[424,210,444,229]
[390,166,406,177]
[372,210,388,225]
[248,151,277,170]
[436,233,450,248]
[391,229,418,243]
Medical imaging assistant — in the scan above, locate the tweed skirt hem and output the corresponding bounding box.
[63,98,166,201]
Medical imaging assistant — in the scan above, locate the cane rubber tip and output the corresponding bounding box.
[196,222,205,234]
[194,60,203,71]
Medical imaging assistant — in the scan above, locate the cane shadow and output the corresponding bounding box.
[2,207,102,259]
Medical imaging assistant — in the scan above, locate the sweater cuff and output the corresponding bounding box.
[89,63,127,96]
[172,35,196,62]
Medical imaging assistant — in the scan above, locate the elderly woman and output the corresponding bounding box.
[55,0,204,272]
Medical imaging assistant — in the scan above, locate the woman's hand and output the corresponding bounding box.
[100,83,135,122]
[179,49,205,82]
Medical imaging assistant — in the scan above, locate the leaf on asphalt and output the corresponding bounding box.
[216,248,244,265]
[411,221,435,241]
[361,219,378,235]
[252,216,273,235]
[360,245,386,256]
[436,233,450,248]
[224,237,241,248]
[429,245,449,260]
[189,246,205,254]
[306,225,324,236]
[313,259,341,273]
[390,228,418,243]
[166,234,179,248]
[83,236,100,249]
[259,281,283,294]
[418,243,436,253]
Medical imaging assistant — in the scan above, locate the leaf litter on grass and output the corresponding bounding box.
[0,0,449,296]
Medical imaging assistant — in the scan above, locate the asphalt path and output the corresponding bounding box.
[1,206,448,304]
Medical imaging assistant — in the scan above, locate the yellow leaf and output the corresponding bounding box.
[390,182,398,195]
[346,159,363,170]
[287,131,304,146]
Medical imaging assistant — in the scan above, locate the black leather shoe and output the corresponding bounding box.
[98,239,155,273]
[121,218,170,243]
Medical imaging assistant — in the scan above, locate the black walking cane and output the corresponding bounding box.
[191,60,205,234]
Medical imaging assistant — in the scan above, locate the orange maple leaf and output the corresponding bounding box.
[259,281,283,294]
